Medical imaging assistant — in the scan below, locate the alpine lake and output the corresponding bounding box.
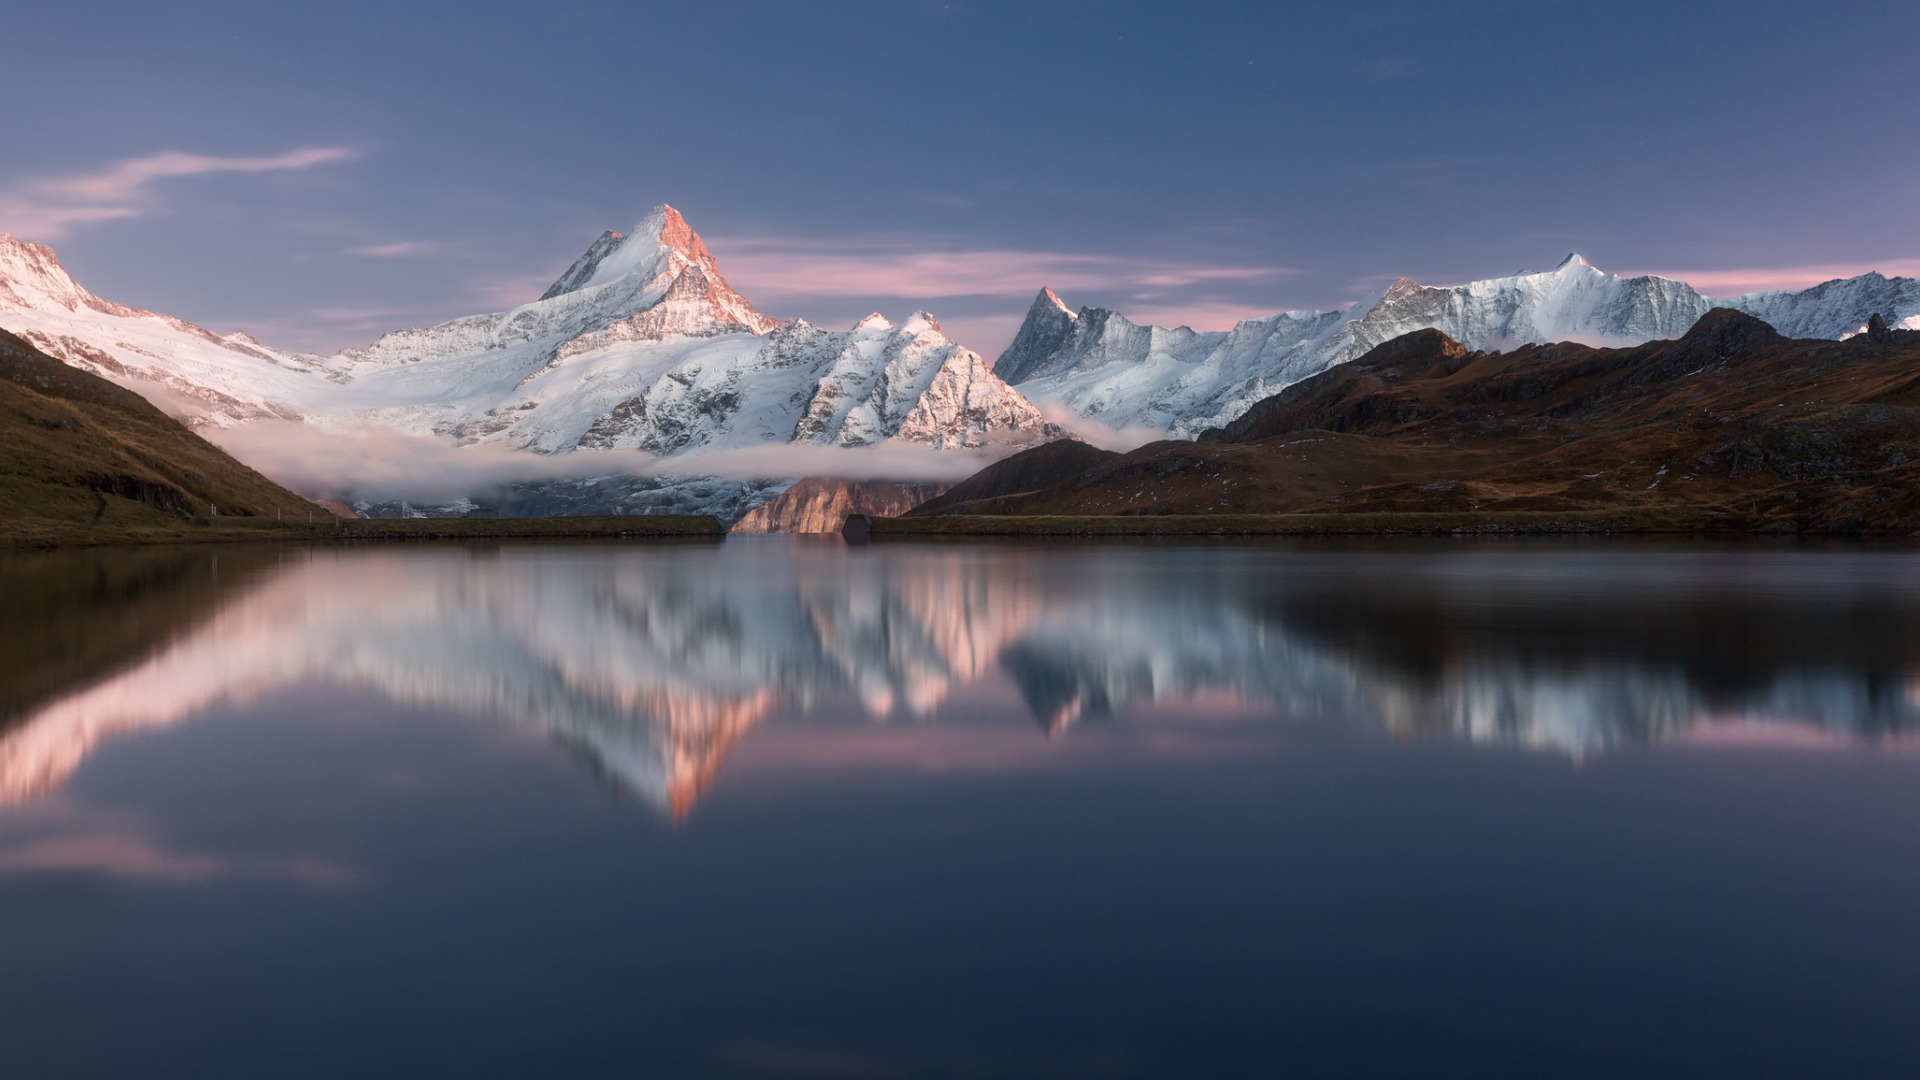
[2,535,1918,1079]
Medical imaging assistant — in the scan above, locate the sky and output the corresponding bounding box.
[2,0,1917,359]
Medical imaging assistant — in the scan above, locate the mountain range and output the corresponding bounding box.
[0,208,1057,518]
[912,309,1920,534]
[998,255,1920,438]
[3,205,1917,520]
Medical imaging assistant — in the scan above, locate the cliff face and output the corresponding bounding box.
[730,477,951,533]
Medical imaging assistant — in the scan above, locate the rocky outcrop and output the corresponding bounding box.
[730,477,952,533]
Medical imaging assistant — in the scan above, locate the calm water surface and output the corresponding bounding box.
[2,538,1918,1078]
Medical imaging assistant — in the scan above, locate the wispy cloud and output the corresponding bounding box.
[0,832,358,886]
[1626,260,1920,296]
[705,231,1302,357]
[0,804,358,887]
[0,146,360,241]
[713,233,1295,303]
[346,240,453,258]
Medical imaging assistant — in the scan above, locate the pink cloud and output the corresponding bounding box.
[708,232,1296,303]
[346,240,454,258]
[0,146,361,241]
[41,147,360,202]
[0,803,360,887]
[0,833,357,886]
[1628,260,1920,296]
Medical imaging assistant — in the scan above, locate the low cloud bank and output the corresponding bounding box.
[1039,405,1163,453]
[211,422,1029,502]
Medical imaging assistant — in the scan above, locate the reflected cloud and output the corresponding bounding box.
[0,803,358,886]
[6,544,1920,815]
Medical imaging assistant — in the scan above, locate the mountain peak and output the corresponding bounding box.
[995,287,1083,383]
[637,204,711,266]
[1555,253,1592,272]
[1670,307,1785,360]
[1033,287,1074,318]
[538,204,722,302]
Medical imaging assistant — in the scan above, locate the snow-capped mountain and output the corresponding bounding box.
[1001,255,1920,437]
[8,209,1916,501]
[0,232,329,423]
[0,207,1059,515]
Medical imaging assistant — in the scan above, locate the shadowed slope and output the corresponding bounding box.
[906,439,1120,517]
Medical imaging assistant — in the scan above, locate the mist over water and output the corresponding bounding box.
[3,539,1919,1078]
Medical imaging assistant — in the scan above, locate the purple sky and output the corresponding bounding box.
[3,0,1916,359]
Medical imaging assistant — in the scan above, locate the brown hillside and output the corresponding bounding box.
[917,310,1920,534]
[906,438,1119,517]
[0,326,337,544]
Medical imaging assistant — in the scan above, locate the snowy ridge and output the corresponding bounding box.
[1003,254,1920,437]
[337,205,777,371]
[0,232,330,424]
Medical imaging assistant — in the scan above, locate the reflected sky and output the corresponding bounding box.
[6,539,1920,814]
[5,540,1920,1079]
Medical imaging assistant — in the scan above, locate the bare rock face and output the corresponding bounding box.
[993,287,1078,383]
[730,477,952,533]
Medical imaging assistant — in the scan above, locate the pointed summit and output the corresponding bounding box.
[995,286,1081,383]
[513,203,775,352]
[537,205,741,302]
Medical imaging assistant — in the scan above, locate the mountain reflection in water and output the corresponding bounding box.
[6,539,1920,813]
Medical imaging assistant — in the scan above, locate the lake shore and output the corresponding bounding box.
[1,514,727,549]
[855,508,1819,538]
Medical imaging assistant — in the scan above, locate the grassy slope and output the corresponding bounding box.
[0,325,337,544]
